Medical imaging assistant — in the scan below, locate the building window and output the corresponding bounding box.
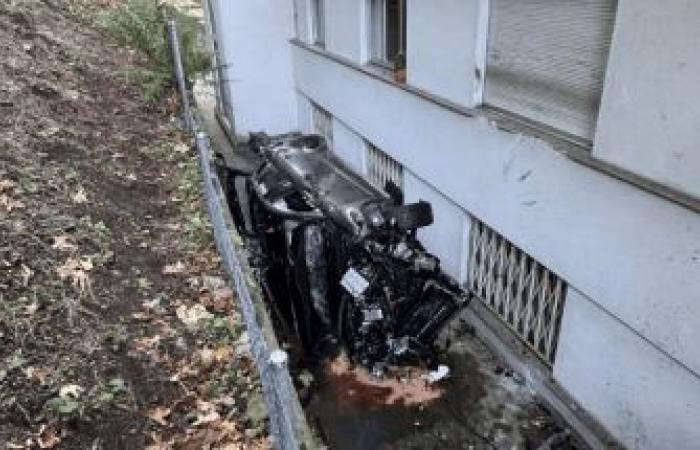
[484,0,618,142]
[369,0,406,71]
[310,0,325,48]
[311,102,332,147]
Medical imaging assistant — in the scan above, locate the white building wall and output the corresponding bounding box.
[331,119,365,174]
[555,289,700,450]
[406,0,482,108]
[594,0,700,199]
[213,0,700,446]
[403,171,472,283]
[292,44,700,378]
[324,0,365,61]
[293,0,309,43]
[296,92,312,134]
[213,0,298,136]
[292,44,700,446]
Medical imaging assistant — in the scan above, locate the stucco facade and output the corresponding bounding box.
[205,1,700,447]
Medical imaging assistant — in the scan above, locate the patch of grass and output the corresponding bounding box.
[44,377,130,422]
[101,0,210,101]
[203,316,241,344]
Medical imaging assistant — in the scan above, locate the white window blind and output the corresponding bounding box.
[485,0,618,141]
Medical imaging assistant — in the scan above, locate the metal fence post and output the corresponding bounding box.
[166,19,194,131]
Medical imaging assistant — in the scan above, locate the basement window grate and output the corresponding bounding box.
[468,219,566,365]
[366,143,403,192]
[311,103,333,148]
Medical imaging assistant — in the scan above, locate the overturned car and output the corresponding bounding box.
[222,134,470,372]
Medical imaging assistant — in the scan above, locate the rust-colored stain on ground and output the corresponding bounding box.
[325,356,444,408]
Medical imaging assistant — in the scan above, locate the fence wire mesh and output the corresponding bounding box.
[195,133,312,450]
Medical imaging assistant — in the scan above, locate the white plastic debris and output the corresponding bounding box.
[340,267,370,298]
[427,364,450,384]
[268,349,288,367]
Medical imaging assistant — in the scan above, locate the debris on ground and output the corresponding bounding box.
[0,0,268,447]
[325,355,444,408]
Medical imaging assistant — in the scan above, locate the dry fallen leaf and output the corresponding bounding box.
[176,304,213,329]
[24,366,50,384]
[25,301,39,316]
[213,346,233,363]
[59,384,84,398]
[169,361,197,382]
[0,193,25,212]
[146,406,171,426]
[20,264,33,287]
[145,432,169,450]
[133,335,161,353]
[209,287,234,313]
[5,443,25,449]
[193,400,220,426]
[173,142,189,154]
[51,235,77,252]
[142,298,161,310]
[56,257,93,294]
[162,261,186,275]
[198,346,233,368]
[37,425,61,449]
[198,347,215,367]
[0,179,17,192]
[72,187,88,204]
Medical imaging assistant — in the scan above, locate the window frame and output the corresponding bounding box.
[368,0,406,69]
[310,0,325,48]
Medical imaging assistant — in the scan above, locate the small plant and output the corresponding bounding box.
[393,52,407,84]
[102,0,211,101]
[204,316,240,343]
[44,378,130,421]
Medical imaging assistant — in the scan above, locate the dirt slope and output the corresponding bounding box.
[0,1,268,448]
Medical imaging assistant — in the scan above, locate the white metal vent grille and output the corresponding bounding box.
[366,143,403,191]
[311,103,332,147]
[468,220,566,365]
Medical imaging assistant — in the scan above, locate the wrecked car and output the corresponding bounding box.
[222,133,470,372]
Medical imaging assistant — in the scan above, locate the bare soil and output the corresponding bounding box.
[0,1,269,448]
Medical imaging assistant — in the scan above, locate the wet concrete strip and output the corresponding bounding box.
[305,321,581,450]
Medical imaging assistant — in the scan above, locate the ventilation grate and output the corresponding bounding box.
[366,143,403,191]
[468,219,567,365]
[311,103,333,147]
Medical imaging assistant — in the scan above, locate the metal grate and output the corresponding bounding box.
[366,143,403,191]
[468,219,566,365]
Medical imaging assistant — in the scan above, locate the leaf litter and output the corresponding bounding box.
[0,0,269,447]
